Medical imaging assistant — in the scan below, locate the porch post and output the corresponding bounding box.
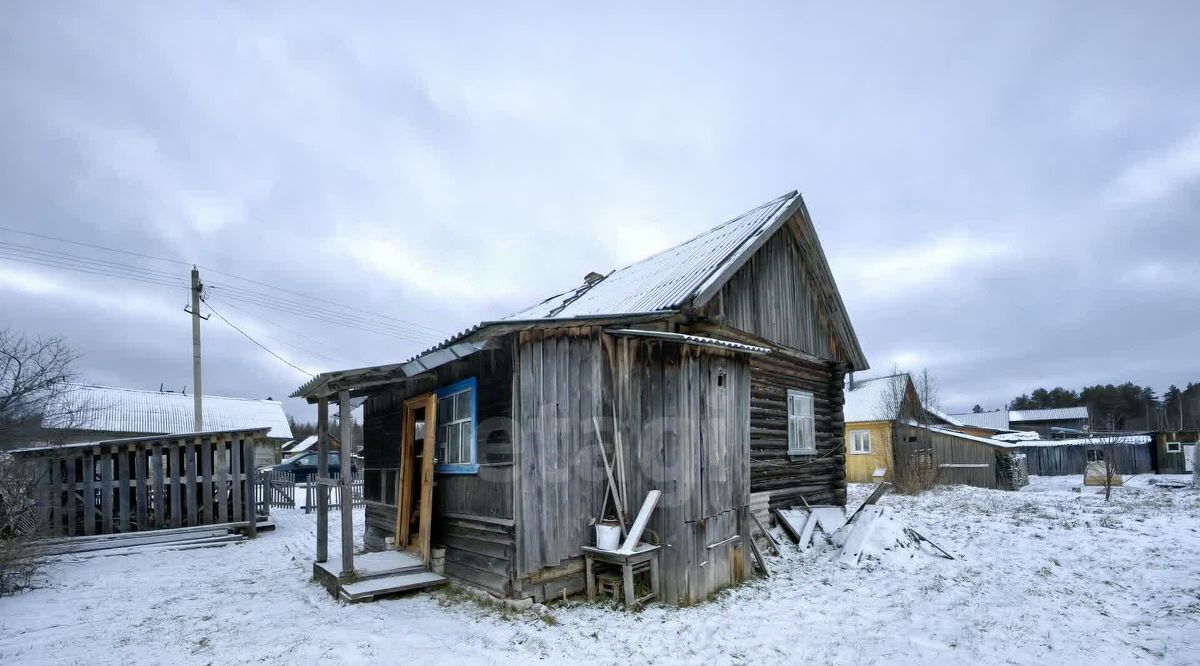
[316,396,329,563]
[339,389,354,576]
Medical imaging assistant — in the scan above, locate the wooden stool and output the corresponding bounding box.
[583,543,661,609]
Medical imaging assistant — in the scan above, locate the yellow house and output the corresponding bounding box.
[842,374,922,483]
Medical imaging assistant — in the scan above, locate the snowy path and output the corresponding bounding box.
[1,477,1198,665]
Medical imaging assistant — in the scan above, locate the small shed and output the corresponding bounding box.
[1149,430,1200,474]
[1011,435,1154,476]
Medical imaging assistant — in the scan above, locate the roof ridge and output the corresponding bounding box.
[66,383,280,404]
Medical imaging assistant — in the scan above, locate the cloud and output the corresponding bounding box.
[1109,128,1200,206]
[833,233,1015,301]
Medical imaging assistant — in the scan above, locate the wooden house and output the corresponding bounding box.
[291,191,867,605]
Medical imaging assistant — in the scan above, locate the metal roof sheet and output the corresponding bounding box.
[44,384,293,440]
[504,192,800,320]
[947,410,1011,430]
[606,329,770,354]
[1009,407,1089,422]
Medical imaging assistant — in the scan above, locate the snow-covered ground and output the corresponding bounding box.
[2,476,1198,665]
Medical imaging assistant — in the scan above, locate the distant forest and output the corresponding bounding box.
[1005,382,1200,431]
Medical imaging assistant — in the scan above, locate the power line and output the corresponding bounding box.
[202,294,354,366]
[202,298,314,378]
[0,225,450,337]
[0,233,446,343]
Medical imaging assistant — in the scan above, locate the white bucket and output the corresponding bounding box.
[595,523,621,550]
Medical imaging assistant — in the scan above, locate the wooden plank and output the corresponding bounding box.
[100,452,113,534]
[135,445,148,530]
[118,446,131,532]
[151,449,165,529]
[201,439,212,523]
[64,455,77,536]
[244,437,258,538]
[170,443,182,528]
[47,456,60,536]
[796,511,818,550]
[231,438,242,522]
[185,439,198,526]
[619,489,661,553]
[592,417,628,534]
[216,438,229,524]
[837,505,881,568]
[82,450,95,536]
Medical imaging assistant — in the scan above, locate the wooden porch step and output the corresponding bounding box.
[339,571,447,602]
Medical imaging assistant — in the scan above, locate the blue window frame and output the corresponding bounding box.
[434,377,478,474]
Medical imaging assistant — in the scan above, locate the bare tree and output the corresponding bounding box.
[0,329,80,450]
[873,366,941,494]
[0,330,82,595]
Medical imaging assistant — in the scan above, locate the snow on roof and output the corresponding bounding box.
[505,193,800,321]
[947,410,1011,430]
[844,374,907,423]
[1009,407,1089,422]
[1013,434,1151,448]
[44,384,293,440]
[285,435,318,453]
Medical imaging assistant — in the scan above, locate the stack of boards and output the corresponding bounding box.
[35,523,257,559]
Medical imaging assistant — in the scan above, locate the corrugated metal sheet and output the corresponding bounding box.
[45,384,293,440]
[606,329,770,354]
[1009,407,1089,422]
[948,410,1011,430]
[504,192,799,320]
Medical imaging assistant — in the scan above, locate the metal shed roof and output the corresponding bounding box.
[44,384,293,440]
[1009,407,1089,422]
[947,410,1012,430]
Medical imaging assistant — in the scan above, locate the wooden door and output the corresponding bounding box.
[395,393,437,565]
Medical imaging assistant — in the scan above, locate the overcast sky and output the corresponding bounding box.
[2,2,1198,423]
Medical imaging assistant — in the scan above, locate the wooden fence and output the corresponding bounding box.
[255,469,363,514]
[13,428,269,538]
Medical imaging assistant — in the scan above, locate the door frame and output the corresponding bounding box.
[395,393,437,565]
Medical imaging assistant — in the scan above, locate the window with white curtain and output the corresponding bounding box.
[850,430,872,454]
[787,389,816,455]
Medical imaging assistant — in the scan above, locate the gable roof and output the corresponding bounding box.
[293,190,867,400]
[843,374,912,423]
[501,191,866,368]
[44,384,293,440]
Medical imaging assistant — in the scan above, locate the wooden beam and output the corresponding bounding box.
[316,397,329,563]
[339,389,354,576]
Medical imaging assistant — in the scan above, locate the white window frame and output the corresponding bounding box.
[435,377,478,474]
[787,389,816,455]
[850,430,872,455]
[1166,441,1182,453]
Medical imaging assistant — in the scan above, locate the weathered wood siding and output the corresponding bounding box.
[928,429,998,488]
[745,351,847,508]
[1152,431,1199,474]
[361,347,516,595]
[718,228,834,360]
[1018,443,1153,477]
[514,328,751,605]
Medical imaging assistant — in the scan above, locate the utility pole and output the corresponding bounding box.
[190,266,203,431]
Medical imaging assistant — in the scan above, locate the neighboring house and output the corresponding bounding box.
[842,375,1021,489]
[41,384,293,467]
[842,374,921,483]
[293,190,868,605]
[949,406,1090,439]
